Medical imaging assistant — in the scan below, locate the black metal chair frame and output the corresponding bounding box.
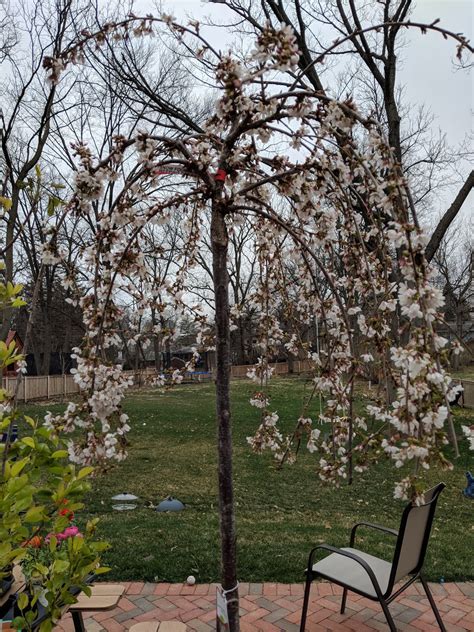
[300,483,447,632]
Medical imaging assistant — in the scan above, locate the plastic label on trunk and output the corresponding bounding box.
[216,586,229,631]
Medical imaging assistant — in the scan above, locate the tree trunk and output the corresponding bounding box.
[153,336,161,372]
[0,187,19,340]
[151,308,162,372]
[425,170,474,263]
[232,319,245,366]
[163,317,171,369]
[239,319,246,365]
[62,319,72,374]
[41,325,52,375]
[451,306,463,371]
[211,199,239,632]
[33,350,41,377]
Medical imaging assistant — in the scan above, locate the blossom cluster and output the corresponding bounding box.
[38,13,467,502]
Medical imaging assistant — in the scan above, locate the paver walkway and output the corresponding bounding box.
[56,581,474,632]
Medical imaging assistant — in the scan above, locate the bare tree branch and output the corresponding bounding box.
[426,170,474,262]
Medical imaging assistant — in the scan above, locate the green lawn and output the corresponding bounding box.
[453,367,474,381]
[24,378,474,584]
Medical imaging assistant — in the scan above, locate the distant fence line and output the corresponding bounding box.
[1,361,313,403]
[461,380,474,409]
[228,359,312,378]
[1,369,154,404]
[3,364,474,409]
[2,374,80,403]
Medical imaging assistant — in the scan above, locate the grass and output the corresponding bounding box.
[24,377,474,584]
[452,367,474,381]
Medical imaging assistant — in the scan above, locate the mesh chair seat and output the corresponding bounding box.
[312,547,392,597]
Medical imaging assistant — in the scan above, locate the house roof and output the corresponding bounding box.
[5,330,23,348]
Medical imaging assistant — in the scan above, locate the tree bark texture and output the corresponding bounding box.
[425,170,474,262]
[211,199,239,632]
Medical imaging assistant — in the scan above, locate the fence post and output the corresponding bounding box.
[24,377,27,403]
[63,373,66,398]
[47,375,50,400]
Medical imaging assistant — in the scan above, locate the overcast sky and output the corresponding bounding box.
[398,0,473,224]
[404,0,472,146]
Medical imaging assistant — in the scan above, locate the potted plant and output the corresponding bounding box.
[0,421,110,631]
[0,273,109,631]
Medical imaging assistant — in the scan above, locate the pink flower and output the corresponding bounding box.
[62,526,81,538]
[46,525,82,543]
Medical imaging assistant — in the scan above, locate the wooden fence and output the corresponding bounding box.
[229,359,312,378]
[1,369,155,403]
[2,374,80,402]
[461,380,474,409]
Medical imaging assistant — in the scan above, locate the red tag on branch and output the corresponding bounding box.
[214,169,227,181]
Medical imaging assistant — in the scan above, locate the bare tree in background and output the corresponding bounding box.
[433,223,474,369]
[12,165,84,374]
[190,218,259,364]
[211,0,473,253]
[0,0,85,337]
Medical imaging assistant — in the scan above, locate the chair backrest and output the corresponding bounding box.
[390,483,445,586]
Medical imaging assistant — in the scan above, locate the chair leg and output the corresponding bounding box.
[379,598,397,632]
[420,576,447,632]
[300,572,313,632]
[340,587,348,614]
[71,612,86,632]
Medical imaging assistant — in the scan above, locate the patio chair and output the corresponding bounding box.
[300,483,447,632]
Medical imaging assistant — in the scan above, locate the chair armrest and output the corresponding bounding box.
[350,522,398,546]
[306,544,384,598]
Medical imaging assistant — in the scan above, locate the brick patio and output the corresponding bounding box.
[56,581,474,632]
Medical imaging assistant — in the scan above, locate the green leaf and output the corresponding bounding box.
[6,473,29,494]
[47,195,62,216]
[51,450,68,459]
[0,542,12,557]
[52,559,69,574]
[77,466,94,480]
[35,563,49,575]
[0,417,12,430]
[21,436,35,448]
[24,505,45,522]
[12,616,25,628]
[39,618,53,632]
[23,415,36,428]
[0,196,12,210]
[10,458,28,477]
[94,566,111,575]
[91,542,109,552]
[11,297,26,307]
[17,591,29,610]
